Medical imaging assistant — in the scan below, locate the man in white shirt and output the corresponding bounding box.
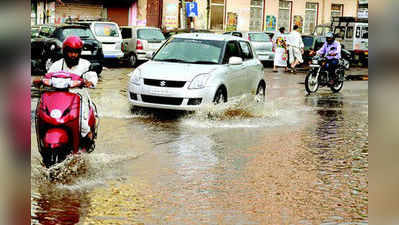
[287,25,304,73]
[47,36,98,140]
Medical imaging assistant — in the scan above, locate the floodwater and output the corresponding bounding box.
[31,66,368,225]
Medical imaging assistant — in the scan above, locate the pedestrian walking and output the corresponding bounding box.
[287,25,304,74]
[272,27,289,72]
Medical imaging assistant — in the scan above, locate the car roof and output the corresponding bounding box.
[173,33,245,42]
[75,21,118,25]
[121,26,160,29]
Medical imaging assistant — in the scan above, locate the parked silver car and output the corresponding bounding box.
[121,26,166,66]
[224,31,274,62]
[128,33,266,111]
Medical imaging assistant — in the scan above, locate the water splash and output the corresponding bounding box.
[32,152,141,189]
[181,94,304,129]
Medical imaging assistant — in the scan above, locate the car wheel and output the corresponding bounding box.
[213,87,227,104]
[129,53,137,67]
[255,82,266,103]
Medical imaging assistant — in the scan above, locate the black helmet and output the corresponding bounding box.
[326,32,335,45]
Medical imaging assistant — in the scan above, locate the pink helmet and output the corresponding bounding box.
[62,35,83,50]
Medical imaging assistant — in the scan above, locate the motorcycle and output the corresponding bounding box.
[341,48,352,71]
[305,52,345,94]
[34,71,99,168]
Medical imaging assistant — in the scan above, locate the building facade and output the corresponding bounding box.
[161,0,358,34]
[31,0,358,35]
[31,0,150,27]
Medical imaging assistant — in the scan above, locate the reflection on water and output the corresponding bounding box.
[302,94,368,222]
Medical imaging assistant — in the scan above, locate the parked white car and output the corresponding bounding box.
[224,31,274,62]
[77,21,124,60]
[127,33,266,110]
[120,26,166,67]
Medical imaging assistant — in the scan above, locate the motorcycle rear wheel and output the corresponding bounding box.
[305,72,319,94]
[330,80,344,93]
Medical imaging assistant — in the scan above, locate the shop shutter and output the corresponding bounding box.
[55,3,103,24]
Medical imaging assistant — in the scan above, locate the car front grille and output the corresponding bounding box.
[141,95,183,105]
[144,79,186,88]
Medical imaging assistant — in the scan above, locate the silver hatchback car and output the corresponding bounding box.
[127,33,266,111]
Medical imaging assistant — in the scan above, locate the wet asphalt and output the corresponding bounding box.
[31,63,368,225]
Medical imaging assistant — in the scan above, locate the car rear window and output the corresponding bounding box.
[60,28,95,41]
[248,33,271,42]
[94,23,120,37]
[137,29,165,41]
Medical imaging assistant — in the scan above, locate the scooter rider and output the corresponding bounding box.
[47,35,98,142]
[316,32,341,83]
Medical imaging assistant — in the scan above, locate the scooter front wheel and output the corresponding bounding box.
[42,148,68,168]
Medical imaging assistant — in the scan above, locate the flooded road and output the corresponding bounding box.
[31,66,368,225]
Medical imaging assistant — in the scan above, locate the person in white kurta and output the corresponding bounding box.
[272,27,288,72]
[48,36,98,139]
[287,25,304,73]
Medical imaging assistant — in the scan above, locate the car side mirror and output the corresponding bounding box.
[145,51,154,60]
[228,57,243,65]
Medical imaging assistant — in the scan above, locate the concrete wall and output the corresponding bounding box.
[225,0,251,31]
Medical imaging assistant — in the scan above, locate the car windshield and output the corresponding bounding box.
[61,28,95,41]
[137,29,165,41]
[153,38,224,64]
[94,23,119,37]
[249,33,271,42]
[302,36,314,48]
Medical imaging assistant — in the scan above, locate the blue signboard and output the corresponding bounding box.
[186,2,198,17]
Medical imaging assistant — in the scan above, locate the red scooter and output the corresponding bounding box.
[34,71,98,168]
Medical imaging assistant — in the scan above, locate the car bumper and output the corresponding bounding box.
[257,52,274,61]
[128,82,216,111]
[103,51,124,59]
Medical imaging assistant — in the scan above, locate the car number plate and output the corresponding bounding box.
[81,50,92,55]
[258,55,269,60]
[148,88,170,96]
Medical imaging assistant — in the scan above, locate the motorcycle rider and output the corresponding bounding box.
[316,32,341,84]
[47,35,98,143]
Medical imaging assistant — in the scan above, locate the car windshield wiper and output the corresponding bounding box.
[190,60,219,64]
[155,58,189,63]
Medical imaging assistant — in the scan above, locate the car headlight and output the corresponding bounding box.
[129,69,142,85]
[188,74,211,89]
